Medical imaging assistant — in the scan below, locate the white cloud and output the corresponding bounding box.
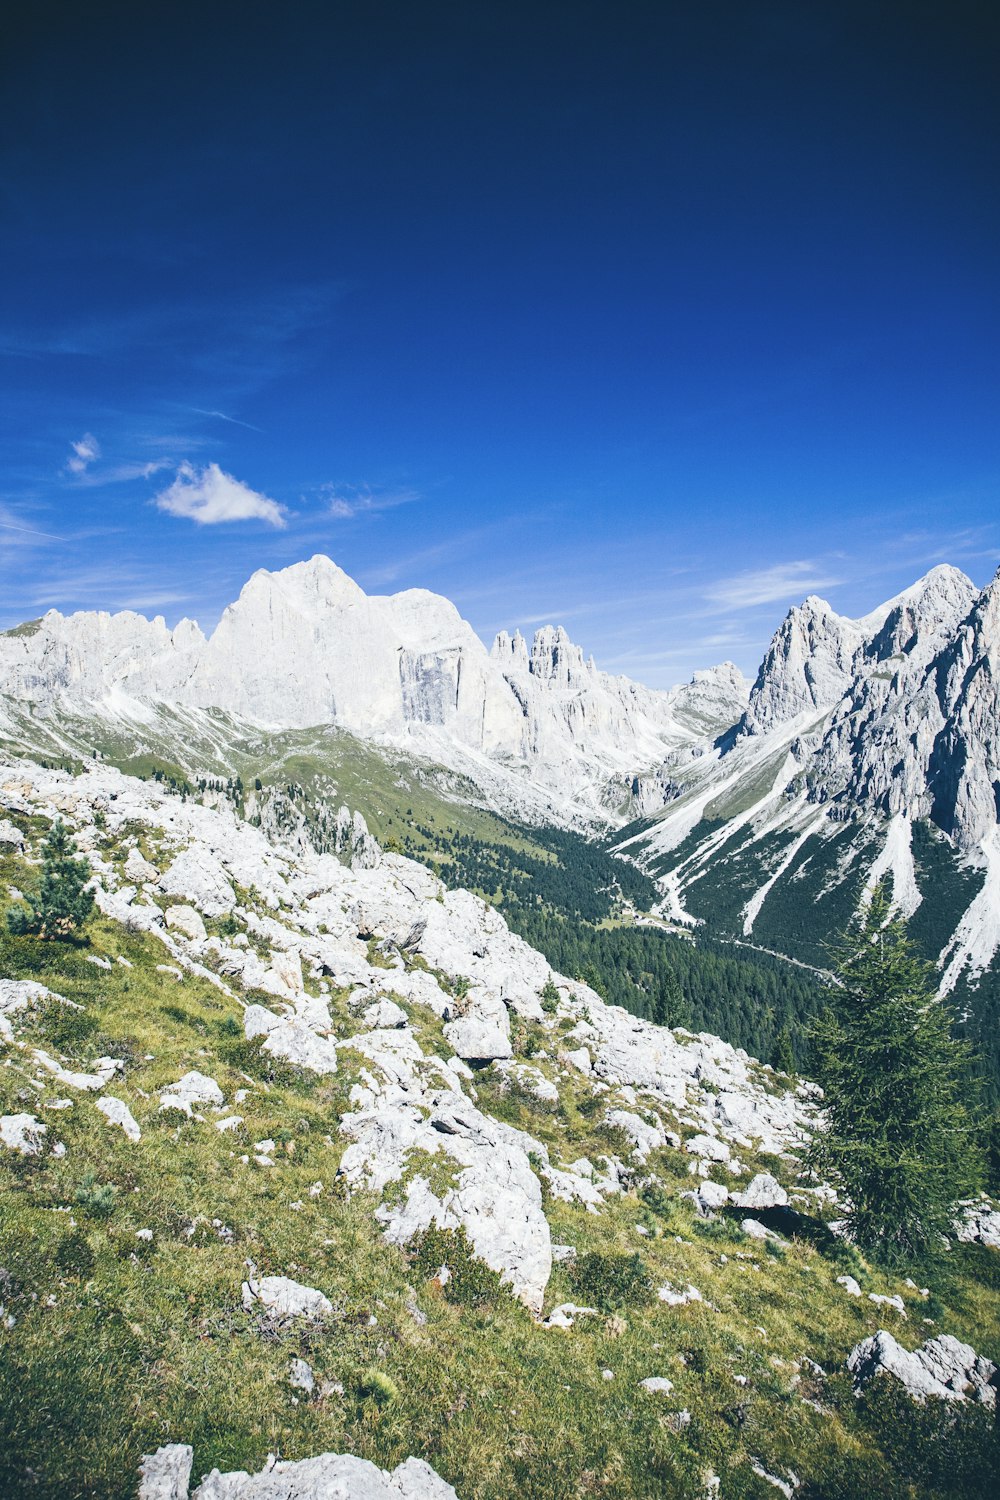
[153,462,287,527]
[705,560,844,611]
[66,432,100,474]
[322,482,419,520]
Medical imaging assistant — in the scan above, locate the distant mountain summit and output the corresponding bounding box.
[0,554,748,824]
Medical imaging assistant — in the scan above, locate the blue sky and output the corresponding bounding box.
[2,1,997,685]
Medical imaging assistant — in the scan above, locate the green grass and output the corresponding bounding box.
[0,825,997,1498]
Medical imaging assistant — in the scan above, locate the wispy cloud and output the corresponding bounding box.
[321,482,420,520]
[65,432,100,475]
[187,407,263,432]
[0,514,65,543]
[153,462,287,527]
[705,560,844,611]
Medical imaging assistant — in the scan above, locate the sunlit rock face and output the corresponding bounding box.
[0,554,749,823]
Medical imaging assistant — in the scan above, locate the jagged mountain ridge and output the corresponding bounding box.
[0,555,749,826]
[618,562,1000,1011]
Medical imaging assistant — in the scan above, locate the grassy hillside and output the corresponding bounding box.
[0,818,998,1499]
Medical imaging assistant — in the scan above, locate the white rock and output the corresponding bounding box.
[362,998,408,1030]
[848,1330,998,1407]
[0,978,66,1039]
[96,1095,141,1142]
[0,1112,46,1155]
[868,1293,906,1317]
[159,847,235,917]
[741,1218,782,1242]
[125,846,159,884]
[0,818,24,847]
[165,905,208,942]
[159,1070,224,1116]
[33,1048,122,1092]
[288,1357,315,1394]
[543,1302,598,1329]
[836,1275,862,1297]
[731,1173,788,1210]
[139,1443,193,1499]
[141,1444,462,1500]
[243,1005,338,1075]
[443,1013,512,1064]
[639,1377,675,1394]
[657,1282,703,1307]
[686,1133,731,1163]
[240,1275,333,1323]
[604,1108,666,1161]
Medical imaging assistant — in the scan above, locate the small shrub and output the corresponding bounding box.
[570,1251,653,1312]
[357,1368,399,1406]
[90,1034,141,1068]
[30,997,99,1054]
[411,1225,509,1310]
[540,980,560,1014]
[640,1181,678,1223]
[219,1034,305,1089]
[74,1172,117,1220]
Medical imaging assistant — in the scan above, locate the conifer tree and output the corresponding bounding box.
[807,883,982,1265]
[770,1024,795,1075]
[7,818,94,939]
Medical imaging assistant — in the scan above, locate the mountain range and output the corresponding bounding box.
[1,553,998,1014]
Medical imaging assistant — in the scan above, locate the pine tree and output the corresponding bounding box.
[770,1024,795,1075]
[7,819,94,939]
[807,883,982,1266]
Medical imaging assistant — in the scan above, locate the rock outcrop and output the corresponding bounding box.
[139,1444,461,1499]
[847,1331,998,1407]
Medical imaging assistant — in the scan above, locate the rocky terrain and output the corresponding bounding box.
[0,757,998,1497]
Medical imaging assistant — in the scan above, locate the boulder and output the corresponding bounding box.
[240,1275,333,1324]
[955,1203,1000,1249]
[685,1133,730,1163]
[139,1443,193,1499]
[639,1377,675,1394]
[0,1112,46,1155]
[159,848,235,917]
[443,1014,512,1064]
[848,1331,998,1407]
[159,1070,224,1116]
[0,818,24,848]
[243,1006,338,1076]
[96,1095,142,1142]
[165,905,208,942]
[139,1446,461,1499]
[0,978,66,1040]
[125,847,159,884]
[604,1108,666,1161]
[362,998,408,1030]
[731,1173,788,1210]
[33,1048,122,1092]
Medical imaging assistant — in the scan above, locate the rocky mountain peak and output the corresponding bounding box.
[529,625,590,686]
[863,565,977,666]
[740,596,863,738]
